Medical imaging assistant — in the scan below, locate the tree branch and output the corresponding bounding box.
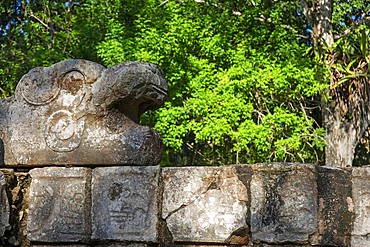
[157,0,169,7]
[334,14,370,40]
[28,12,50,31]
[255,16,308,40]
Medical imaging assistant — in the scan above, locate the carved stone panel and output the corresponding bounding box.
[96,244,151,247]
[311,166,353,246]
[32,245,149,247]
[0,59,167,166]
[0,171,10,236]
[351,166,370,247]
[250,163,317,244]
[27,167,91,243]
[92,166,160,242]
[162,166,251,244]
[32,245,88,247]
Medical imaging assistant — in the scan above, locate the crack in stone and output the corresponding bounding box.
[164,203,188,220]
[164,169,220,220]
[164,168,249,221]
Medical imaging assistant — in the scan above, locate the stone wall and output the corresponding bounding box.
[0,163,369,247]
[0,60,369,246]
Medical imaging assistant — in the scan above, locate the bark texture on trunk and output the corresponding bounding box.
[324,69,370,167]
[301,0,370,168]
[300,0,334,46]
[323,108,358,168]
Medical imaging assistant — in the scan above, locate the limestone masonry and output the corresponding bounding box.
[1,165,370,246]
[0,59,168,166]
[0,60,369,246]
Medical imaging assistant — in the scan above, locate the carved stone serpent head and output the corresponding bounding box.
[0,59,168,166]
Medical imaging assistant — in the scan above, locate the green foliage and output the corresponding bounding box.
[0,0,84,96]
[2,0,345,166]
[323,1,370,166]
[325,13,370,93]
[94,0,326,165]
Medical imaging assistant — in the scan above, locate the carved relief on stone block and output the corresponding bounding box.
[310,166,353,246]
[0,59,167,166]
[250,163,317,244]
[91,166,160,242]
[162,166,251,244]
[31,245,88,247]
[0,171,10,236]
[95,244,151,247]
[27,167,91,243]
[352,166,370,243]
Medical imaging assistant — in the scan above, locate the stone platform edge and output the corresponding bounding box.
[0,163,369,247]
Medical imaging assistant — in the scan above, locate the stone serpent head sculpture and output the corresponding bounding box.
[0,60,168,166]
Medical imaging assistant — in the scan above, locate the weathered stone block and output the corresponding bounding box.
[1,170,31,246]
[253,244,312,247]
[250,163,317,244]
[92,166,160,242]
[1,59,167,166]
[174,245,241,247]
[162,166,251,244]
[96,244,151,247]
[32,245,88,247]
[311,166,353,246]
[351,236,370,247]
[32,245,149,247]
[0,170,10,236]
[351,166,370,247]
[27,167,91,242]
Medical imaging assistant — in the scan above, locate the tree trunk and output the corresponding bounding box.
[300,0,334,46]
[323,75,370,167]
[301,0,370,168]
[323,107,358,168]
[312,0,334,47]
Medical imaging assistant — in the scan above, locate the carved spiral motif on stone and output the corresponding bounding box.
[59,70,85,94]
[45,110,85,152]
[20,68,60,105]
